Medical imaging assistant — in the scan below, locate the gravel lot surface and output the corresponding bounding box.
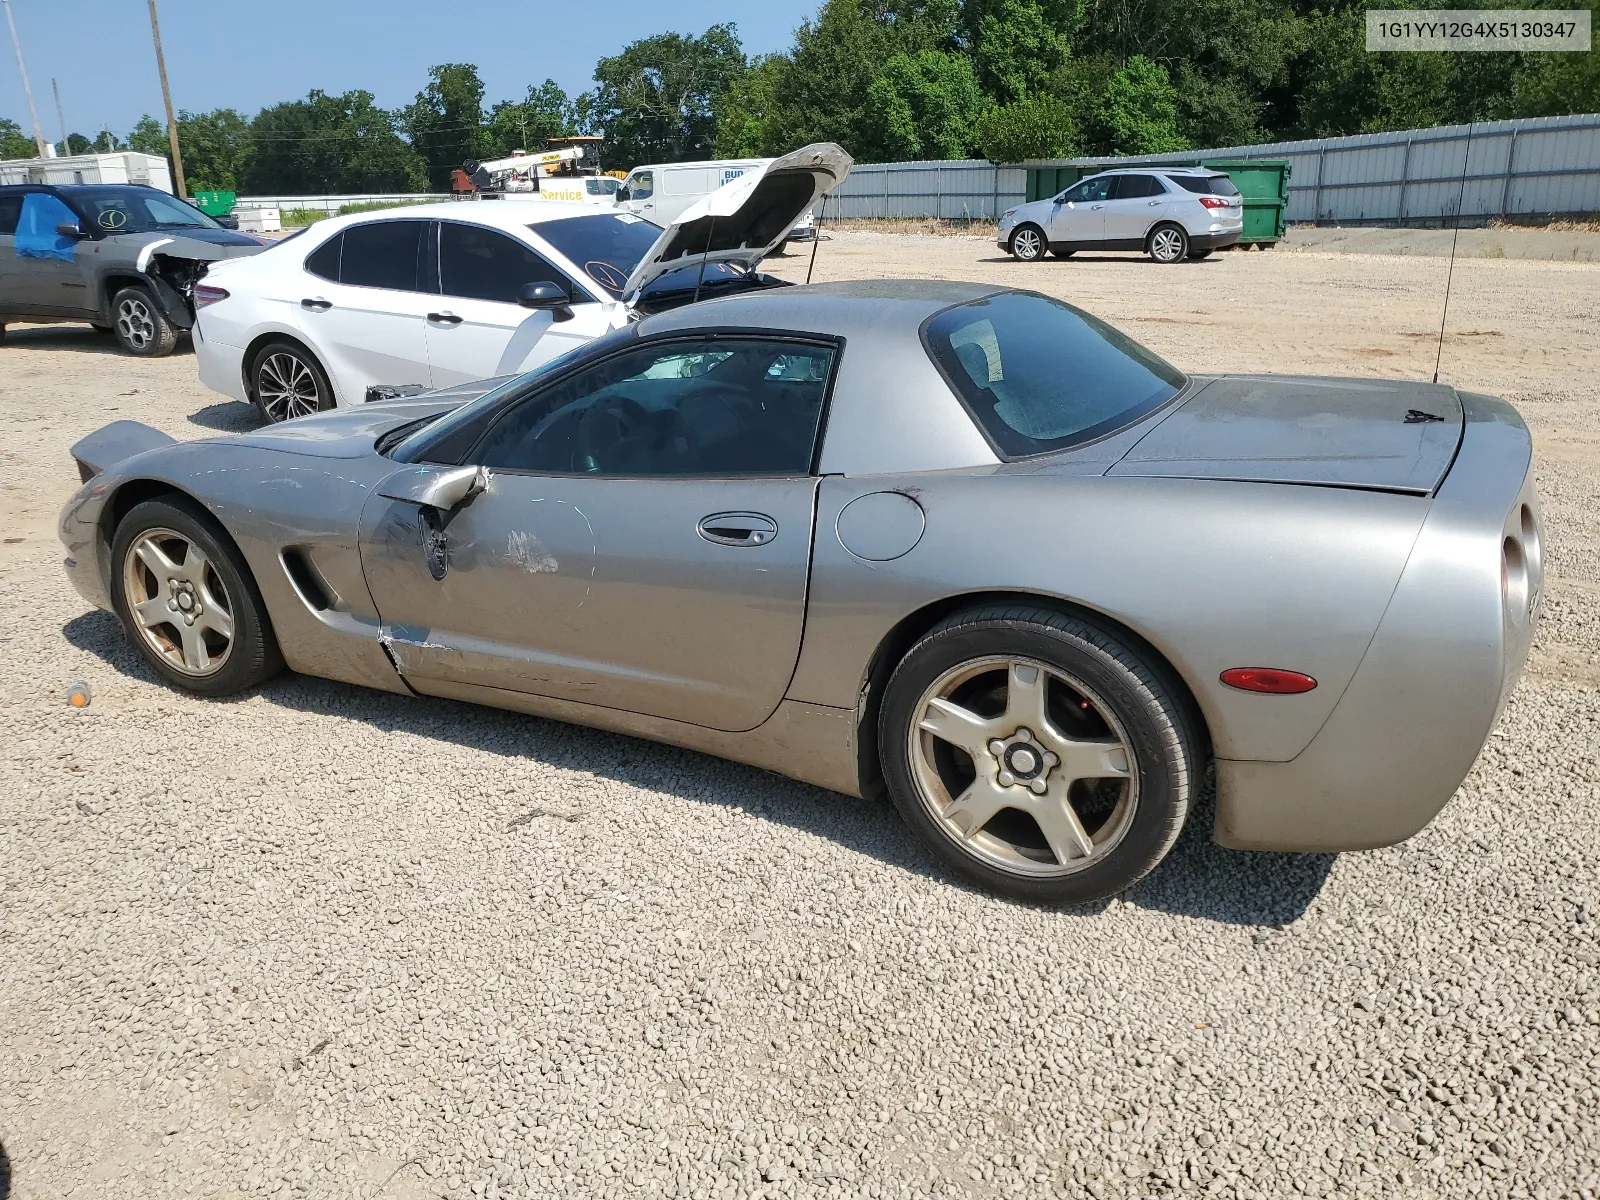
[1,234,1597,1200]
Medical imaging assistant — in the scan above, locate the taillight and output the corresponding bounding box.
[1198,195,1231,210]
[194,284,229,309]
[1220,668,1318,694]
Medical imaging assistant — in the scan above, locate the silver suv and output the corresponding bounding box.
[998,167,1243,264]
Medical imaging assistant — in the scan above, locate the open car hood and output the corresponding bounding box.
[621,143,852,300]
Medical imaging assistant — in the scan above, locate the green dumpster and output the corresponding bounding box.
[192,190,237,217]
[1023,160,1289,245]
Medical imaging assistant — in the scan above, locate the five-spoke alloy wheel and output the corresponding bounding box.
[111,497,283,696]
[251,341,333,423]
[880,605,1203,904]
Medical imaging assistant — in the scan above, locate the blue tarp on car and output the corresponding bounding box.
[15,192,78,261]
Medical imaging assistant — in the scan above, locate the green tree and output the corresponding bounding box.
[715,54,786,156]
[1512,41,1600,118]
[766,0,962,153]
[588,24,747,165]
[860,50,985,159]
[176,108,253,191]
[960,0,1080,105]
[1084,55,1188,154]
[973,93,1079,161]
[484,80,571,158]
[405,64,490,188]
[2,117,39,157]
[92,130,123,152]
[128,114,168,156]
[246,90,426,194]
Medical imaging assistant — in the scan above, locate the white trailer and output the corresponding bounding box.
[0,151,173,192]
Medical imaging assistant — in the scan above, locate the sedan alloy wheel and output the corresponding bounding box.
[256,351,325,422]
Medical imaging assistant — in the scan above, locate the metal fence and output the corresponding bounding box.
[826,161,1027,220]
[234,192,448,213]
[826,112,1600,224]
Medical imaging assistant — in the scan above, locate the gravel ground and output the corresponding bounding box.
[1,235,1597,1200]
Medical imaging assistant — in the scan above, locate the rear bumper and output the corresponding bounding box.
[196,332,249,404]
[1214,391,1540,851]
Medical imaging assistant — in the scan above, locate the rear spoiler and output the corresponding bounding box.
[70,421,177,482]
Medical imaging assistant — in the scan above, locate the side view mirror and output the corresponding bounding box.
[518,281,574,322]
[615,186,630,202]
[375,463,488,512]
[56,221,85,239]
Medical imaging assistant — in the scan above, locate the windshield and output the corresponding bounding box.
[923,291,1187,459]
[532,211,662,297]
[586,177,619,196]
[72,187,220,233]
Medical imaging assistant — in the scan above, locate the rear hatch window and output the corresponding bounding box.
[923,291,1186,459]
[1168,175,1240,197]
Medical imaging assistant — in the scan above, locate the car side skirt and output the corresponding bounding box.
[405,677,863,798]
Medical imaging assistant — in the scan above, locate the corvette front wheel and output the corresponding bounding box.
[111,496,283,696]
[879,605,1203,905]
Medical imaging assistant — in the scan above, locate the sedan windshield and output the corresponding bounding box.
[924,291,1187,458]
[532,212,662,297]
[72,187,220,233]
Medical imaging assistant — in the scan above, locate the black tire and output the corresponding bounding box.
[250,339,335,423]
[110,495,283,697]
[878,605,1203,905]
[1146,223,1189,264]
[110,286,179,357]
[1009,223,1047,262]
[1186,249,1213,261]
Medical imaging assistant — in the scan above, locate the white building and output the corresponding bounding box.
[0,151,173,192]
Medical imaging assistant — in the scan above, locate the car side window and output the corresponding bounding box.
[439,222,573,305]
[473,338,836,477]
[1111,174,1164,200]
[304,232,341,281]
[339,220,426,291]
[1062,178,1111,204]
[0,195,22,236]
[629,171,654,200]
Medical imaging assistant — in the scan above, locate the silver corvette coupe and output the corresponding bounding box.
[60,281,1542,903]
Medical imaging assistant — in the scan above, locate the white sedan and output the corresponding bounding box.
[192,145,849,422]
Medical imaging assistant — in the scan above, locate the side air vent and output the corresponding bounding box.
[281,547,334,612]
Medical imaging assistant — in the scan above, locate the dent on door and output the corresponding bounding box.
[357,470,820,732]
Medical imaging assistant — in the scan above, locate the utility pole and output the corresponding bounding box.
[52,75,66,156]
[2,0,47,158]
[144,0,186,196]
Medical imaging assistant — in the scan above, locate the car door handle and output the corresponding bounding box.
[1149,200,1162,206]
[697,511,778,547]
[427,311,462,325]
[300,297,331,311]
[1091,204,1105,210]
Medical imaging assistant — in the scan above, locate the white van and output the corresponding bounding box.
[615,159,768,226]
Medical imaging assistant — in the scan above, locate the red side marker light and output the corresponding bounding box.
[1220,667,1317,694]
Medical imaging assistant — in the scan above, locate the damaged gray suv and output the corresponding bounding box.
[0,183,265,356]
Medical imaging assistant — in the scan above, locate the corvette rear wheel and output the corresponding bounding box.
[880,605,1202,904]
[111,496,282,696]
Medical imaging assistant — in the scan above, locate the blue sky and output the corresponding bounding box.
[2,0,815,143]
